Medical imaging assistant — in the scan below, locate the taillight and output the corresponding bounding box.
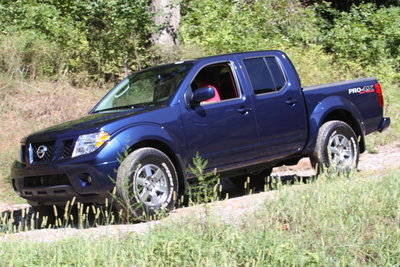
[375,82,384,107]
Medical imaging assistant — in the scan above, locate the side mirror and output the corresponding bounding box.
[191,86,215,105]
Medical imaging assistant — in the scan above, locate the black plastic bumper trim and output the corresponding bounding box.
[378,117,390,132]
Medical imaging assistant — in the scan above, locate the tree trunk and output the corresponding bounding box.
[150,0,180,47]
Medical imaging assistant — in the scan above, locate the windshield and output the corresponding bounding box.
[94,61,193,112]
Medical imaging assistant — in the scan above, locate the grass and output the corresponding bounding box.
[0,170,399,265]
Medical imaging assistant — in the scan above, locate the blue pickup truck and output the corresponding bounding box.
[11,50,390,217]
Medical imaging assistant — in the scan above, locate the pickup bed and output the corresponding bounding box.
[10,50,390,217]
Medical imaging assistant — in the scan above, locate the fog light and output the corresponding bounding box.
[78,173,92,187]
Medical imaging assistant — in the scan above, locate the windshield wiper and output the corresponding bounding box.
[93,103,150,113]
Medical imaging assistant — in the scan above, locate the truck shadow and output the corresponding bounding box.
[0,174,312,232]
[217,174,313,199]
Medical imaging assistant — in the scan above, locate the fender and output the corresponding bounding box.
[112,123,186,158]
[303,95,365,154]
[111,123,188,187]
[113,123,189,192]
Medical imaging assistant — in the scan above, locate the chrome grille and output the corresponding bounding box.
[30,141,55,163]
[62,139,74,158]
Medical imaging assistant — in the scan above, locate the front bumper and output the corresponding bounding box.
[10,159,119,206]
[378,117,391,132]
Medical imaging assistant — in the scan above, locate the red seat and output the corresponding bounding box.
[201,84,221,103]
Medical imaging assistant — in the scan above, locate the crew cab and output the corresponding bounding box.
[10,50,390,217]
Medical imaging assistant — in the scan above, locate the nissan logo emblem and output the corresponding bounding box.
[36,145,48,159]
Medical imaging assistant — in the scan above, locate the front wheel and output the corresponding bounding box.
[115,148,178,220]
[311,120,359,173]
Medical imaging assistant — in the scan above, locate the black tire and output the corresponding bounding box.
[115,148,178,220]
[310,120,359,173]
[230,168,273,190]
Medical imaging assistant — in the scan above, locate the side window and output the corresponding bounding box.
[265,57,286,90]
[191,63,239,103]
[243,57,286,94]
[243,58,275,94]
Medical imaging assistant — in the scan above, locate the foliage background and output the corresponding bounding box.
[0,0,399,84]
[0,0,153,83]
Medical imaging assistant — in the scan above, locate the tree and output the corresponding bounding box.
[150,0,180,47]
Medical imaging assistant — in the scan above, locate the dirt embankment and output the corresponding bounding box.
[1,142,399,242]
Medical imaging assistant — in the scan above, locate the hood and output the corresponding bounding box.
[25,106,163,142]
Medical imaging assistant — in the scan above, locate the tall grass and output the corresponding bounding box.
[1,170,399,266]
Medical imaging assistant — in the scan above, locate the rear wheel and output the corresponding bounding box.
[311,120,359,173]
[115,148,178,220]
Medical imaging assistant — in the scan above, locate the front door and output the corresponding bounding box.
[181,61,259,169]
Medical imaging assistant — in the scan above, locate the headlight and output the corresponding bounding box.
[72,131,110,158]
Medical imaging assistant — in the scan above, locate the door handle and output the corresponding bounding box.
[237,106,252,114]
[285,97,298,106]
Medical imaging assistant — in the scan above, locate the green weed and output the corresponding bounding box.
[186,153,221,205]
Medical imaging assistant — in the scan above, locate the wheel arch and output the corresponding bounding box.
[112,124,188,195]
[321,109,365,153]
[304,96,366,154]
[126,140,187,195]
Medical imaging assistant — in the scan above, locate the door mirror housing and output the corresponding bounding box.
[191,86,215,105]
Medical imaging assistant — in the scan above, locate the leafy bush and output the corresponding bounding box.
[321,4,400,71]
[180,0,319,54]
[318,3,400,141]
[0,0,153,81]
[0,31,62,79]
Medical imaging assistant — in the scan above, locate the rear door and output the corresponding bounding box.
[236,54,308,158]
[181,60,259,168]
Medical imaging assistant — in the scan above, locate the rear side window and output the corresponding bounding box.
[243,57,286,94]
[265,57,286,90]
